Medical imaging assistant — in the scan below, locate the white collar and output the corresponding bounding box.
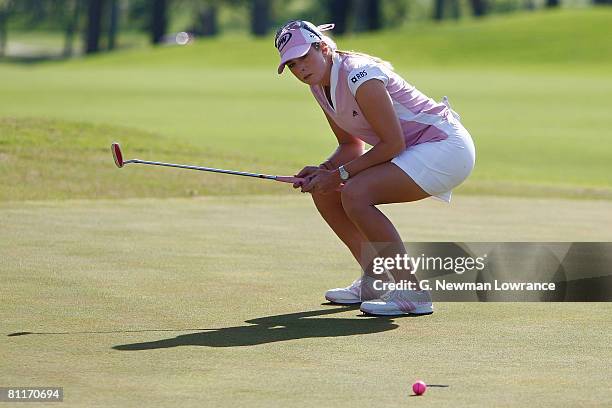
[326,52,341,111]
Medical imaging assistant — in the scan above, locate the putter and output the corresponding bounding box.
[111,142,305,185]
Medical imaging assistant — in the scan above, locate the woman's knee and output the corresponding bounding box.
[311,190,343,214]
[312,189,341,205]
[340,181,372,216]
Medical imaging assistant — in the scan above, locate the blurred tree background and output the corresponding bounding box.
[0,0,608,60]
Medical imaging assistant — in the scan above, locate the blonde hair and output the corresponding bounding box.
[317,35,394,71]
[336,50,394,70]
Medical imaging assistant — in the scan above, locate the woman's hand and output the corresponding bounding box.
[293,166,320,188]
[302,169,342,195]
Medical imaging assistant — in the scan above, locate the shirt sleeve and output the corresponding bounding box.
[347,64,389,96]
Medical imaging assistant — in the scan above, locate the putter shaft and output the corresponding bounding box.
[124,159,277,180]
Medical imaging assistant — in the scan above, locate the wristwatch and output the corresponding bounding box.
[338,165,350,181]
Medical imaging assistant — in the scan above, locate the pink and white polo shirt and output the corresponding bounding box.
[310,52,453,148]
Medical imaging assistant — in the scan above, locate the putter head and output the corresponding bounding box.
[111,142,124,168]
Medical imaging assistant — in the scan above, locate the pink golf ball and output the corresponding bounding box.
[412,380,427,396]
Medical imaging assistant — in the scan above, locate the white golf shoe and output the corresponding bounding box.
[325,278,362,304]
[360,289,434,316]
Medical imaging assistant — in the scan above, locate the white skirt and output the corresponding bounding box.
[391,114,476,203]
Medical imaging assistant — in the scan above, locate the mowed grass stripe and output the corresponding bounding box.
[1,66,612,201]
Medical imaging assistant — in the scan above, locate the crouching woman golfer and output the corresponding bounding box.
[275,21,475,316]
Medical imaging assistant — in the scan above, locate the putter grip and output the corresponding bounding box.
[275,176,306,184]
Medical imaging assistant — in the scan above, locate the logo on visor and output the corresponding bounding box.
[276,32,292,51]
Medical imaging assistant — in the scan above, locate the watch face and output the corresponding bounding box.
[339,167,349,180]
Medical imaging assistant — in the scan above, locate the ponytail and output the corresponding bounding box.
[315,33,394,71]
[336,50,394,70]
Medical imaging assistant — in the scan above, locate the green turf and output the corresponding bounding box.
[1,9,612,201]
[350,8,612,70]
[1,10,611,406]
[0,118,295,200]
[1,195,611,407]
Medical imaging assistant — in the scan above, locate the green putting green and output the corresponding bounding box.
[1,196,611,406]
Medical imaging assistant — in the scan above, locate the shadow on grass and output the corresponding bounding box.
[7,328,217,336]
[112,306,405,350]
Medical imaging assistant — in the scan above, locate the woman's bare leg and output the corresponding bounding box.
[340,162,430,286]
[311,190,369,270]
